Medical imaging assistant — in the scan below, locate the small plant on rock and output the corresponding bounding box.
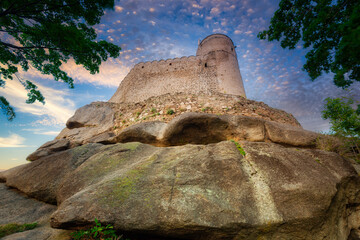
[167,109,175,115]
[71,218,128,240]
[230,140,246,156]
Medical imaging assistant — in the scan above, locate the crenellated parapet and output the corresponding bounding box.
[109,34,246,103]
[133,55,198,69]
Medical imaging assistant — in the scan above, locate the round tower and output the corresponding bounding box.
[196,34,246,98]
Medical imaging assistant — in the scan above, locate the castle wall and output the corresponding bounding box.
[109,34,246,103]
[109,56,219,103]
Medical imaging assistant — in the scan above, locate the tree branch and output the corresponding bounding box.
[0,41,87,54]
[0,0,45,17]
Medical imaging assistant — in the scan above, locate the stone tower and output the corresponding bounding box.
[109,33,246,103]
[196,34,246,97]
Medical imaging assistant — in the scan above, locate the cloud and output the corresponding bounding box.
[60,58,131,87]
[212,28,227,34]
[22,128,60,136]
[0,133,26,148]
[0,78,76,125]
[115,6,124,12]
[192,4,203,9]
[247,8,255,15]
[210,7,220,16]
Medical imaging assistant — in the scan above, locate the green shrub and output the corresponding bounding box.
[167,109,175,115]
[321,97,360,162]
[0,222,37,238]
[71,218,129,240]
[316,135,360,163]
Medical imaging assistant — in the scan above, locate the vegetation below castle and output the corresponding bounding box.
[110,92,300,133]
[0,222,37,238]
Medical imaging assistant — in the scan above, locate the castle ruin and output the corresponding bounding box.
[109,34,246,103]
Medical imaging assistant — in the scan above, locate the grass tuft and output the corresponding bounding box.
[230,140,246,156]
[316,135,360,163]
[0,222,38,238]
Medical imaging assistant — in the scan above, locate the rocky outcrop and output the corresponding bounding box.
[2,140,360,240]
[26,139,71,161]
[50,141,359,240]
[62,112,318,148]
[51,92,301,147]
[26,111,317,163]
[0,183,71,240]
[5,144,104,204]
[1,93,359,240]
[26,105,311,162]
[56,102,116,145]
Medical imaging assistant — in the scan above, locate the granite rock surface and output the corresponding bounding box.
[1,94,360,240]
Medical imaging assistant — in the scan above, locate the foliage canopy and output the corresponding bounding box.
[258,0,360,88]
[322,97,360,161]
[322,97,360,138]
[0,0,121,120]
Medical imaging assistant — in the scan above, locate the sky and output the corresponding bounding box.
[0,0,359,170]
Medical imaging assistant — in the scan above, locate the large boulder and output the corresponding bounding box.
[4,144,104,204]
[0,183,71,240]
[26,139,71,161]
[26,112,320,166]
[2,140,359,239]
[49,141,360,240]
[1,101,359,240]
[56,102,116,145]
[98,112,317,147]
[48,91,303,148]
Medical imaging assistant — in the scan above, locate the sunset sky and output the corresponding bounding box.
[0,0,359,170]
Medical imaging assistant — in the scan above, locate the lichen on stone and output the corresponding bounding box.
[98,153,158,206]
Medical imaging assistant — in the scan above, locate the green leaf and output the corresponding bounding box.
[258,0,360,88]
[322,97,360,138]
[24,80,45,104]
[0,0,121,120]
[0,96,15,121]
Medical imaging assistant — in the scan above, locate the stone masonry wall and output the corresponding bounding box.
[109,55,219,103]
[109,34,246,103]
